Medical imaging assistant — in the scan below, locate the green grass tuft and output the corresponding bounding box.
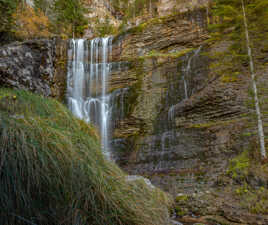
[227,150,250,179]
[0,88,171,225]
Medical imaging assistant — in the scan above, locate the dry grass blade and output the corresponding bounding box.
[0,89,172,225]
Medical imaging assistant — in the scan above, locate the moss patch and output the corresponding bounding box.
[175,194,189,203]
[227,150,250,179]
[140,48,194,59]
[235,184,268,215]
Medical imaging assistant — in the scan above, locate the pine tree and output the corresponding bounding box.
[0,0,19,34]
[53,0,88,37]
[34,0,50,15]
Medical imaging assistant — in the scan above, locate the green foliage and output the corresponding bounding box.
[34,0,50,14]
[53,0,88,37]
[143,48,194,59]
[111,0,158,19]
[211,0,244,38]
[249,187,268,214]
[247,0,268,49]
[0,89,171,225]
[115,1,160,35]
[211,0,268,49]
[0,0,89,39]
[235,183,249,195]
[175,194,188,202]
[95,16,117,37]
[236,184,268,215]
[0,0,19,37]
[227,150,250,179]
[174,206,188,216]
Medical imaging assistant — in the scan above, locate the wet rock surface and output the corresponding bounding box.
[0,39,67,99]
[105,5,268,225]
[108,8,247,195]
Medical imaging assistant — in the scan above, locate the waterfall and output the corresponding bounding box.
[67,37,113,159]
[168,46,202,123]
[183,46,202,99]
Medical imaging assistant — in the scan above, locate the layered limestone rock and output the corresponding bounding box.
[112,8,208,60]
[105,3,268,223]
[107,5,249,198]
[83,0,212,38]
[107,9,210,140]
[0,39,67,100]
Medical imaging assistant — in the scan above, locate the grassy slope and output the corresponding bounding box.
[0,89,171,225]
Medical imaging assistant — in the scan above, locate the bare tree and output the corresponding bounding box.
[241,0,267,159]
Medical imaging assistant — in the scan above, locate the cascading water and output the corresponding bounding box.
[67,37,113,159]
[182,46,202,100]
[168,46,202,122]
[157,47,203,172]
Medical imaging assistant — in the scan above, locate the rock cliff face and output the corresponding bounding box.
[1,0,268,223]
[157,0,210,16]
[0,39,67,100]
[105,4,268,224]
[83,0,120,39]
[108,7,246,195]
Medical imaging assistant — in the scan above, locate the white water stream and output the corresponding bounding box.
[67,38,113,159]
[168,47,202,122]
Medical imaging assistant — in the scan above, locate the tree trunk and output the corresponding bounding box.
[241,0,267,159]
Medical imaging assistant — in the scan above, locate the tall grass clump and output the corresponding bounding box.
[0,89,171,225]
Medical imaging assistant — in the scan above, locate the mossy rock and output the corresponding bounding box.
[227,150,250,180]
[175,194,189,203]
[139,48,194,60]
[174,206,188,217]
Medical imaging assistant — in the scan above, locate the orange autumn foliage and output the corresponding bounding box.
[12,4,52,39]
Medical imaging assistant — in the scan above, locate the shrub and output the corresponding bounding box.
[12,4,51,39]
[95,16,117,37]
[0,89,171,225]
[227,150,250,180]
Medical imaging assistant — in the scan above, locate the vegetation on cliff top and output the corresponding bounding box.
[0,0,88,40]
[0,0,161,40]
[0,0,19,41]
[12,4,52,39]
[0,89,171,225]
[52,0,88,37]
[111,0,158,19]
